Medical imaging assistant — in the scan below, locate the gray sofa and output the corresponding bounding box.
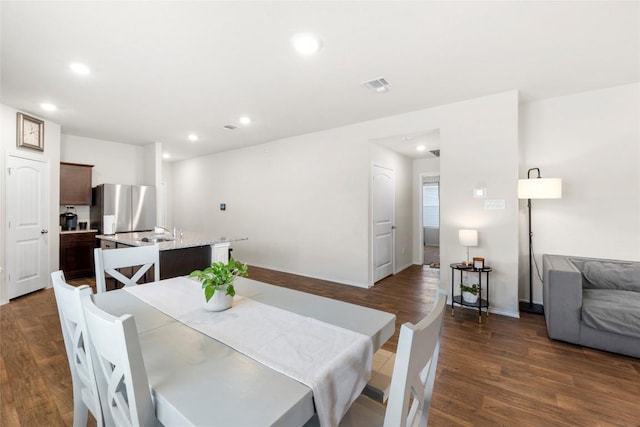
[542,254,640,358]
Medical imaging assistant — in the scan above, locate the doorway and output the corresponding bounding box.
[371,164,395,283]
[422,177,440,268]
[6,154,50,299]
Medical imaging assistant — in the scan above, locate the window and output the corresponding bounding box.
[423,182,439,227]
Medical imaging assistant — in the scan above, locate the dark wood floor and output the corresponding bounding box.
[1,265,639,426]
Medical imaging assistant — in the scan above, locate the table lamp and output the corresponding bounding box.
[518,167,562,314]
[458,229,478,266]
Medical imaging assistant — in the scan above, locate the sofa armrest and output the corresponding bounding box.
[542,255,583,342]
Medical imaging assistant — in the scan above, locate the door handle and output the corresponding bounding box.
[391,226,396,230]
[41,229,48,234]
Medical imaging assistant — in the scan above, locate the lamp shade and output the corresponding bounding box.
[517,178,562,199]
[458,229,478,247]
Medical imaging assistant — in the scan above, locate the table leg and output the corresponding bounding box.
[478,270,482,323]
[451,267,455,317]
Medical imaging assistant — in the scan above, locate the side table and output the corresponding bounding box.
[450,263,492,323]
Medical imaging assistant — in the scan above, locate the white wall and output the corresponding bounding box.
[435,92,520,317]
[172,128,372,287]
[61,134,145,185]
[171,90,520,316]
[519,83,640,305]
[160,160,173,228]
[1,104,61,304]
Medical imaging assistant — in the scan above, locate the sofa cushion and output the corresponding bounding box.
[578,260,640,292]
[582,289,640,339]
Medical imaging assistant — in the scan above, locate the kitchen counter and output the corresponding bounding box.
[96,231,248,252]
[61,229,98,234]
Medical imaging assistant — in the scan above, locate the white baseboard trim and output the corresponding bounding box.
[518,298,543,306]
[393,262,413,275]
[454,304,520,319]
[0,299,8,306]
[248,262,370,289]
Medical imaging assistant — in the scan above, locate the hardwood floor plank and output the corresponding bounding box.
[1,264,639,426]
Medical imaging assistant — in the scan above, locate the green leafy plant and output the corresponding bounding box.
[460,283,479,295]
[189,258,248,302]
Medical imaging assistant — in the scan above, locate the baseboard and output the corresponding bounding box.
[248,262,370,289]
[455,304,520,319]
[393,262,413,275]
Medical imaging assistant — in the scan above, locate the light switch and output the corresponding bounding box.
[484,199,506,210]
[473,188,486,198]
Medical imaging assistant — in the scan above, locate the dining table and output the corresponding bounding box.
[93,276,396,426]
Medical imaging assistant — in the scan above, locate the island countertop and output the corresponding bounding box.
[96,231,248,251]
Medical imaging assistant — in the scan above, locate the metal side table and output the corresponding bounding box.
[450,263,492,323]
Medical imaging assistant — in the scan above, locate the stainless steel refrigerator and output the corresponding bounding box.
[91,184,156,234]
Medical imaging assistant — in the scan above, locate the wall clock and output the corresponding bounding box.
[17,112,44,151]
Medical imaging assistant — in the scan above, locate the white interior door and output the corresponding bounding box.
[6,155,49,299]
[372,164,395,283]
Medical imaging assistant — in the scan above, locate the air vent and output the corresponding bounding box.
[429,149,440,157]
[362,77,389,93]
[223,124,238,130]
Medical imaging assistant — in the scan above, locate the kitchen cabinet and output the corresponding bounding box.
[60,232,97,279]
[100,238,211,282]
[159,246,211,279]
[60,162,93,205]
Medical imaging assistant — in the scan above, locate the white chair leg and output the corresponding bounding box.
[72,391,89,427]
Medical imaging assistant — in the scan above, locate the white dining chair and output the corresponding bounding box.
[305,289,448,427]
[94,245,160,293]
[81,292,159,427]
[51,270,103,427]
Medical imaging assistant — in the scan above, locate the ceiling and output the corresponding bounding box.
[2,1,638,162]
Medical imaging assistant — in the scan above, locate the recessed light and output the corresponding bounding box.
[41,103,57,111]
[69,62,90,75]
[239,116,251,126]
[291,33,322,55]
[416,145,427,152]
[162,153,170,159]
[188,134,198,142]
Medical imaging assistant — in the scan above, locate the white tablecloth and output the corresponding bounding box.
[124,277,373,427]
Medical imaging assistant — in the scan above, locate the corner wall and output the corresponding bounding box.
[519,83,640,305]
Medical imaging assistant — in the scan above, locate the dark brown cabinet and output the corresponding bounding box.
[60,162,93,205]
[60,232,97,279]
[160,246,211,279]
[101,241,211,283]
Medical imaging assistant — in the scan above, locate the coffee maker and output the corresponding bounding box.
[60,206,78,230]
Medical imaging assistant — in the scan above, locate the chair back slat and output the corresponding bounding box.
[383,289,447,427]
[82,293,157,427]
[94,245,160,293]
[51,270,103,427]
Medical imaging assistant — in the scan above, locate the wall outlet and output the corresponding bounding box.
[484,199,506,210]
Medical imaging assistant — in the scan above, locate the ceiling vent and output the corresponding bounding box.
[362,77,389,93]
[223,124,238,130]
[429,149,440,157]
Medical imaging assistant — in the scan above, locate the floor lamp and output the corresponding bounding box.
[517,168,562,314]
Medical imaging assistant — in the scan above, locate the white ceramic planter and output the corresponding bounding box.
[462,291,479,304]
[203,288,233,312]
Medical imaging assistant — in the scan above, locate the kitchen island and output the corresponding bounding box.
[96,231,247,281]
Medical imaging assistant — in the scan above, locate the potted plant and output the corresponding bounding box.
[460,283,479,304]
[189,258,248,311]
